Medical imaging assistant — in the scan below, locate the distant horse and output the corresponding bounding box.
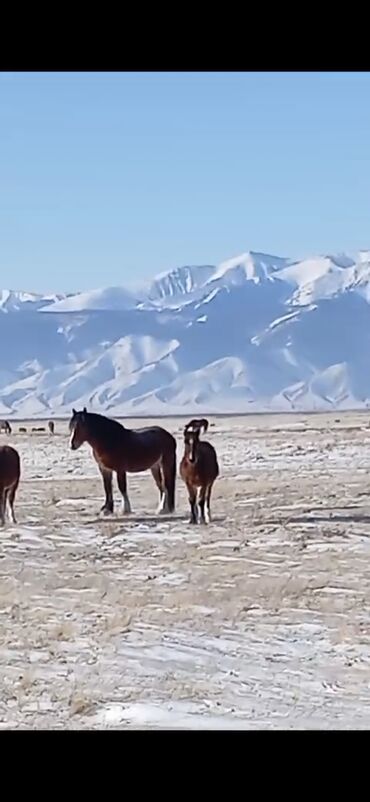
[32,427,46,433]
[0,421,11,435]
[18,427,27,433]
[0,445,20,525]
[69,408,177,515]
[48,421,55,435]
[180,418,219,524]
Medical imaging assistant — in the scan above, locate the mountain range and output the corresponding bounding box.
[2,248,370,418]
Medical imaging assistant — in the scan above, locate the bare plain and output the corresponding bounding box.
[1,411,370,729]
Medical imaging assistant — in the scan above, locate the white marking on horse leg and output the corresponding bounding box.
[122,493,132,514]
[6,492,16,524]
[204,502,210,524]
[157,491,168,514]
[157,492,165,513]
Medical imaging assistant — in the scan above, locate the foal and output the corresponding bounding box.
[180,418,219,524]
[0,445,20,525]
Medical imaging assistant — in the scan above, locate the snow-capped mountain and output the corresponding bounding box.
[0,290,67,313]
[2,248,370,418]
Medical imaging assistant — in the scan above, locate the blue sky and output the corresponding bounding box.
[1,71,370,293]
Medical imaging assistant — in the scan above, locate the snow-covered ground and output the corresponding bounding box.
[1,411,370,729]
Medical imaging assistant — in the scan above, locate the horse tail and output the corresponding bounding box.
[163,435,176,513]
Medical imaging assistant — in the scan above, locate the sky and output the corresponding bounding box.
[1,71,370,293]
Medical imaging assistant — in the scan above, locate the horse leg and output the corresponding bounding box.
[98,465,114,515]
[204,482,213,524]
[7,480,18,524]
[198,485,207,524]
[117,471,132,514]
[151,465,165,514]
[160,447,176,514]
[0,489,6,526]
[186,482,198,524]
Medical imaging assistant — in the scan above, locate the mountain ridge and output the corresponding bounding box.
[1,248,370,418]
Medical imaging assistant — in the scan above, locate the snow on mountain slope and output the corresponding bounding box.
[0,289,66,313]
[150,264,215,298]
[0,334,180,416]
[2,247,370,417]
[42,286,141,313]
[346,256,370,303]
[210,251,290,284]
[275,256,357,306]
[146,252,290,309]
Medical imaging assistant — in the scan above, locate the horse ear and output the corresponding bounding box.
[184,420,198,435]
[186,419,196,432]
[83,406,87,414]
[72,408,76,415]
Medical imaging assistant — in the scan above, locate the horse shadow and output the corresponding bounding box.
[85,513,227,526]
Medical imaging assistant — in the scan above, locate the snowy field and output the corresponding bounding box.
[2,411,370,729]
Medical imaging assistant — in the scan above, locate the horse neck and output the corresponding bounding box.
[184,440,200,464]
[85,420,127,451]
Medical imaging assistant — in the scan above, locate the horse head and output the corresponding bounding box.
[183,419,209,463]
[184,418,209,435]
[69,407,89,450]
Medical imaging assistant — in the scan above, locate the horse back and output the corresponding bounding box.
[132,425,176,449]
[91,424,176,474]
[197,441,219,470]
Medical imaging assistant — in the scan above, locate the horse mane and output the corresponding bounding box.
[84,412,126,444]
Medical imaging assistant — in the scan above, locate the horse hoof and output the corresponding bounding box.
[101,507,114,516]
[157,504,173,515]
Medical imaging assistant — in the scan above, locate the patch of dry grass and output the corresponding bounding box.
[1,412,370,728]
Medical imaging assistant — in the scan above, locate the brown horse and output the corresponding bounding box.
[0,445,20,525]
[69,408,177,515]
[180,418,219,524]
[0,420,12,435]
[48,420,55,434]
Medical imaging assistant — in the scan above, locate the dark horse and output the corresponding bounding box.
[0,420,12,435]
[69,408,176,515]
[0,445,20,526]
[180,418,219,524]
